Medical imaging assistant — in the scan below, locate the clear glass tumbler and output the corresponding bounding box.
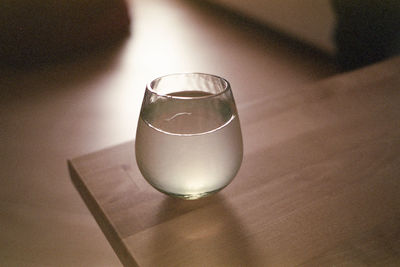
[135,73,243,199]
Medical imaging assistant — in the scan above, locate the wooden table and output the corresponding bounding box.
[68,56,400,267]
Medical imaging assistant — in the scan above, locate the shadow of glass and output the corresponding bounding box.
[141,194,262,266]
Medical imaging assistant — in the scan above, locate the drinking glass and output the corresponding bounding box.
[135,73,243,199]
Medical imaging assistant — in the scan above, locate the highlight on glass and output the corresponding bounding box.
[135,73,243,200]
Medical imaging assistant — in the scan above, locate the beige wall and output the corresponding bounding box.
[207,0,336,54]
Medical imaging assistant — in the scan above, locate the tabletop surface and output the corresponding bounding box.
[0,0,341,265]
[69,56,400,267]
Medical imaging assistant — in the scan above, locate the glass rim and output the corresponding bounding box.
[146,72,231,100]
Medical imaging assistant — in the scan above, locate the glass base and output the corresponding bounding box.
[154,186,222,200]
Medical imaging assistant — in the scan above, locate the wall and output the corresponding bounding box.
[207,0,336,54]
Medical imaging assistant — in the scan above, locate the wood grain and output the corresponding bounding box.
[69,57,400,265]
[0,0,339,265]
